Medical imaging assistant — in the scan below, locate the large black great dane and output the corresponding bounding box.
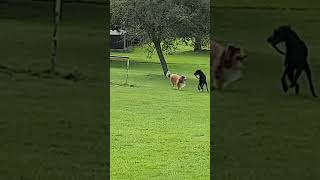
[267,25,317,97]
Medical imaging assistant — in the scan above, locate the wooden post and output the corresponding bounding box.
[125,58,130,84]
[59,0,63,21]
[110,56,130,84]
[51,0,61,72]
[123,33,127,50]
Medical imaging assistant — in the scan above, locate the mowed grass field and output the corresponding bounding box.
[213,0,320,8]
[110,45,210,178]
[213,1,320,180]
[0,2,108,179]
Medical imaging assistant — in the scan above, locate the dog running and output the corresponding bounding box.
[194,69,209,92]
[211,40,248,90]
[267,25,317,97]
[166,71,187,90]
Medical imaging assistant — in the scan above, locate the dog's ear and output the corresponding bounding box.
[179,76,184,83]
[223,45,239,68]
[281,25,291,31]
[223,45,232,60]
[233,47,241,54]
[226,45,239,54]
[182,76,187,80]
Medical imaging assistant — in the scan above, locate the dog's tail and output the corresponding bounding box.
[166,71,171,78]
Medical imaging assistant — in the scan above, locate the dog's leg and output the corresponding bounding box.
[200,83,204,91]
[292,68,302,95]
[281,66,290,93]
[287,70,295,88]
[205,82,209,92]
[198,83,201,91]
[304,64,317,97]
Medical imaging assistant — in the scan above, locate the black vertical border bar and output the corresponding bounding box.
[106,0,111,179]
[210,0,214,179]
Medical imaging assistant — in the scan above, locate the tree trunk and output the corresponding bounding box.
[194,37,202,51]
[51,0,61,72]
[60,0,63,21]
[152,37,169,76]
[210,39,214,91]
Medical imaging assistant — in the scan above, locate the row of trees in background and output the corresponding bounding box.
[111,0,210,76]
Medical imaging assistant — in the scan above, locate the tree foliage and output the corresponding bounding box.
[176,0,210,51]
[111,0,209,75]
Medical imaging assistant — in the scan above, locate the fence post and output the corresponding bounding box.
[110,56,130,85]
[51,0,61,72]
[125,58,130,85]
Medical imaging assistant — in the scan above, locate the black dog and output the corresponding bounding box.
[194,69,208,92]
[267,25,317,97]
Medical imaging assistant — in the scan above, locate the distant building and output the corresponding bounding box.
[110,30,134,50]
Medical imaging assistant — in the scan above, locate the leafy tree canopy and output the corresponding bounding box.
[111,0,209,75]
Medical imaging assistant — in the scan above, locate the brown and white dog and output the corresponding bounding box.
[211,40,248,90]
[166,71,187,90]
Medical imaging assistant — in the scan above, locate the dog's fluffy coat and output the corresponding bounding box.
[166,71,187,90]
[211,40,247,90]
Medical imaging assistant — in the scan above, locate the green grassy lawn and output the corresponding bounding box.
[0,2,108,179]
[213,3,320,180]
[111,43,210,65]
[213,0,320,8]
[110,46,210,178]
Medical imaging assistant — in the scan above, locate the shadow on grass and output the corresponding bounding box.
[0,64,88,82]
[211,88,242,94]
[110,59,184,65]
[173,49,210,56]
[214,6,319,11]
[110,81,138,88]
[145,73,166,80]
